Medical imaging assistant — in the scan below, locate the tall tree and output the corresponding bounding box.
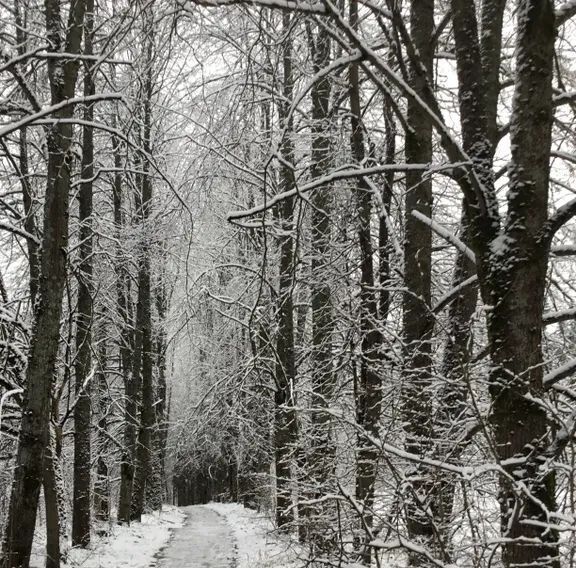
[93,325,110,522]
[301,18,336,551]
[348,0,386,563]
[115,127,137,523]
[130,19,156,520]
[274,11,299,530]
[400,2,435,561]
[449,1,559,565]
[0,0,87,565]
[72,0,96,546]
[147,272,170,510]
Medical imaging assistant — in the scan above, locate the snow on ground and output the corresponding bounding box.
[206,502,298,568]
[30,506,185,568]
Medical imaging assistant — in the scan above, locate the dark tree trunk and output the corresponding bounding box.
[131,246,154,518]
[129,183,154,521]
[116,132,137,524]
[148,280,169,510]
[378,99,394,323]
[400,2,435,562]
[72,0,95,545]
[274,12,299,531]
[94,335,110,522]
[0,1,86,565]
[300,20,336,551]
[228,456,239,502]
[349,1,385,563]
[427,0,504,559]
[449,1,559,565]
[130,31,156,520]
[44,423,66,568]
[20,127,40,306]
[484,4,558,565]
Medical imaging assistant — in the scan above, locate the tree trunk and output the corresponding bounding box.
[44,422,66,568]
[483,4,558,565]
[72,0,95,545]
[130,29,156,520]
[147,281,169,510]
[300,20,336,551]
[274,12,299,530]
[401,1,435,563]
[349,1,385,563]
[116,131,137,524]
[0,1,86,565]
[427,1,505,558]
[130,236,154,519]
[94,335,110,522]
[448,1,558,565]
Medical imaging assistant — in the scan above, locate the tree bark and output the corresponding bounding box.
[484,4,558,565]
[349,1,386,563]
[130,28,156,520]
[94,334,110,522]
[449,1,559,565]
[300,20,336,551]
[147,279,169,510]
[116,131,137,524]
[0,1,86,565]
[400,2,435,561]
[44,422,66,568]
[72,0,95,545]
[274,12,299,530]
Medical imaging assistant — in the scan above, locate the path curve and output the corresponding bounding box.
[155,505,236,568]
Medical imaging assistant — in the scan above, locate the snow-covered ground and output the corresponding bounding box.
[28,503,298,568]
[206,503,298,568]
[30,506,185,568]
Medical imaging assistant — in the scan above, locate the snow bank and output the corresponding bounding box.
[68,507,185,568]
[30,506,185,568]
[205,502,297,568]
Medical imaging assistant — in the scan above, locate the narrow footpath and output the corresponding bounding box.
[156,506,236,568]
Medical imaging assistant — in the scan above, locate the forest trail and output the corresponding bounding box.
[155,506,236,568]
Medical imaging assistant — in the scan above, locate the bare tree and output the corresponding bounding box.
[72,0,96,547]
[0,0,87,565]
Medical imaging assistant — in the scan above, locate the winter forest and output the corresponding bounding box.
[2,0,576,567]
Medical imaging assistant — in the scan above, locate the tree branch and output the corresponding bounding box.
[540,196,576,245]
[556,0,576,26]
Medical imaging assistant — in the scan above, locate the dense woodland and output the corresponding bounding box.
[1,0,576,567]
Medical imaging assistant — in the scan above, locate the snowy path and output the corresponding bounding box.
[155,505,236,568]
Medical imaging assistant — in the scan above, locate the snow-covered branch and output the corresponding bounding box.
[543,307,576,325]
[0,222,40,245]
[551,244,576,257]
[543,358,576,387]
[540,196,576,244]
[556,0,576,26]
[433,275,478,313]
[411,210,476,263]
[0,388,23,439]
[182,0,327,13]
[228,162,445,221]
[0,93,124,139]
